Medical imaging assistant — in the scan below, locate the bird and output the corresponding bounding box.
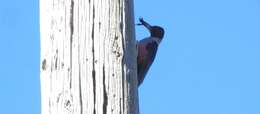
[137,17,164,86]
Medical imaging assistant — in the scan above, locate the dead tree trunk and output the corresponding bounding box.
[40,0,138,114]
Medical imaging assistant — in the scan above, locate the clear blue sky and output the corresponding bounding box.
[1,0,260,114]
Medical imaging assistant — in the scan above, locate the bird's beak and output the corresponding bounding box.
[137,18,152,31]
[141,21,152,31]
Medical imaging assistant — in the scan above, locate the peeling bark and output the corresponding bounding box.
[40,0,139,114]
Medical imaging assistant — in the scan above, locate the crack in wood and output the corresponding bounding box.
[69,0,74,89]
[49,99,52,114]
[55,49,58,70]
[103,65,108,114]
[99,22,101,30]
[92,70,96,114]
[77,1,83,112]
[79,62,83,114]
[119,98,122,114]
[119,1,126,113]
[42,59,47,70]
[92,3,97,114]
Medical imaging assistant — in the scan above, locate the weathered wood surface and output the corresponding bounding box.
[40,0,138,113]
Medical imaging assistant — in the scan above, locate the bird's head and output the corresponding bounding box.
[149,26,164,39]
[137,18,164,39]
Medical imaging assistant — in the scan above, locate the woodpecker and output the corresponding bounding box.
[137,18,164,86]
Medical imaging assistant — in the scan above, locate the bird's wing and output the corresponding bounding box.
[137,41,158,85]
[146,41,158,64]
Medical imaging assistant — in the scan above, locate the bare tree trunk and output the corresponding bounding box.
[40,0,138,114]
